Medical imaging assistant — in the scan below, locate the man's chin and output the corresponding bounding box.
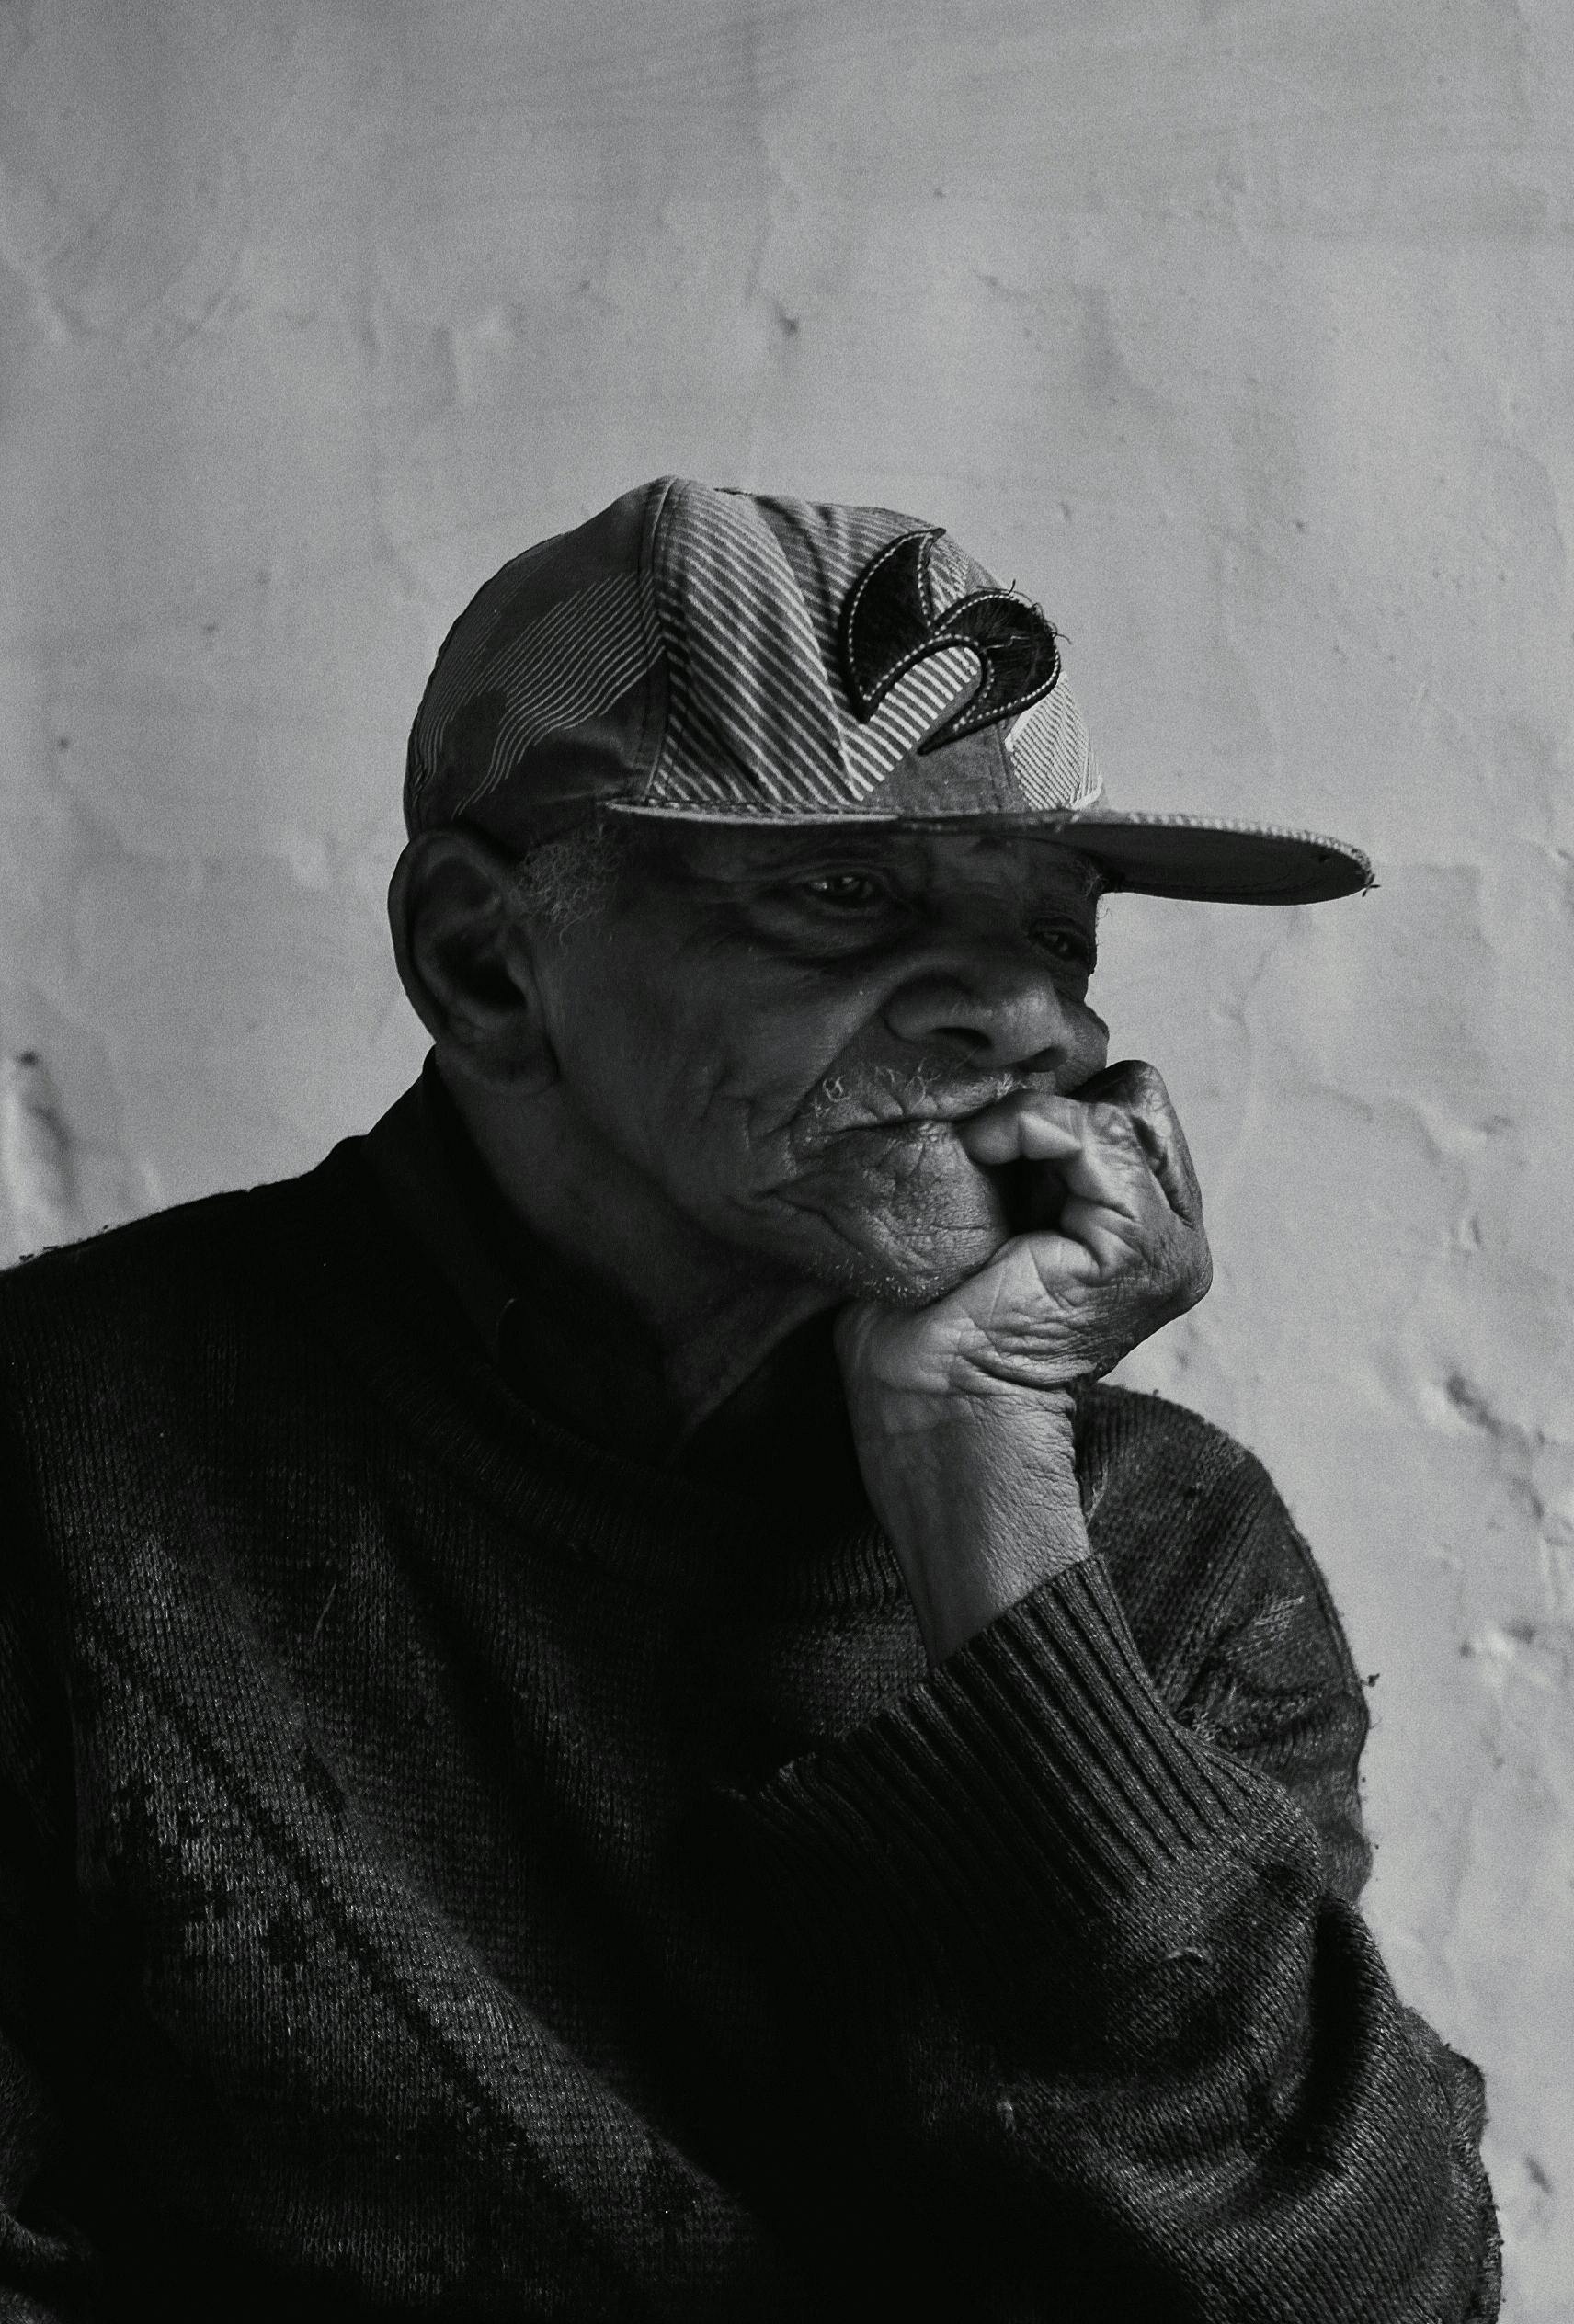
[770,1159,1010,1309]
[821,1244,993,1311]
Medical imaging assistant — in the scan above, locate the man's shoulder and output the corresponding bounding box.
[3,1180,261,1293]
[0,1145,368,1381]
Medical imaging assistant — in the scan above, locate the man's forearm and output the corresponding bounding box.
[844,1382,1091,1664]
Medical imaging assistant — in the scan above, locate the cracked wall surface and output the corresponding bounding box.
[1,0,1570,2307]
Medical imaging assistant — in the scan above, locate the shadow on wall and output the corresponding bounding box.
[0,1052,87,1259]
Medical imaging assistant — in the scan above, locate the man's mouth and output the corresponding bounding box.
[802,1111,986,1156]
[793,1081,1075,1238]
[804,1073,1036,1138]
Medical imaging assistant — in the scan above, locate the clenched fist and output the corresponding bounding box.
[838,1060,1210,1404]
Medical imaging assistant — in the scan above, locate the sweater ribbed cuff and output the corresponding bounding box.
[732,1555,1284,1970]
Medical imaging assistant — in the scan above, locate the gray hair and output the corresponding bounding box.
[503,815,635,934]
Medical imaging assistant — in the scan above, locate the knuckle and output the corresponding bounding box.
[1109,1057,1169,1110]
[1087,1100,1142,1147]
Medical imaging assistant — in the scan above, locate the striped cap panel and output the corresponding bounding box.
[749,498,913,727]
[753,495,1000,730]
[841,646,982,796]
[411,569,655,823]
[404,541,562,819]
[1006,682,1100,811]
[649,486,851,811]
[454,572,654,813]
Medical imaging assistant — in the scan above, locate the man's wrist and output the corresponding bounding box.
[844,1382,1091,1665]
[846,1368,1079,1445]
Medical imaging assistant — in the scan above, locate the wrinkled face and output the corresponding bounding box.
[530,822,1111,1305]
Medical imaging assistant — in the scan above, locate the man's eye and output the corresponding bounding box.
[793,872,887,910]
[1034,924,1097,970]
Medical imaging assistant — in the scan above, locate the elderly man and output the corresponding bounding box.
[0,479,1498,2319]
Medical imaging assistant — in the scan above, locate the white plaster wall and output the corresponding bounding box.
[1,1,1568,2307]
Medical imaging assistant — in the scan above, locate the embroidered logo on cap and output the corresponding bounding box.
[839,528,1063,755]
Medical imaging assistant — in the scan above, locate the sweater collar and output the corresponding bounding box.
[362,1055,519,1366]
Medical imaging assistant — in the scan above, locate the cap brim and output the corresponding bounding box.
[605,800,1373,906]
[1032,809,1373,905]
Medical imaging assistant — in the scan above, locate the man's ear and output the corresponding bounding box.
[388,828,558,1093]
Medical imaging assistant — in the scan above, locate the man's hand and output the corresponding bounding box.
[838,1060,1211,1407]
[835,1063,1211,1663]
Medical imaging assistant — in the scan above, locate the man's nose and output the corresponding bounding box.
[883,951,1101,1075]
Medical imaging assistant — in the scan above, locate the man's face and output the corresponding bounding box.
[528,822,1111,1306]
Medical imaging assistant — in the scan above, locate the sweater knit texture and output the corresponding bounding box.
[0,1126,1500,2320]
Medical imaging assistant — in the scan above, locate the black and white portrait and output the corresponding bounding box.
[0,5,1563,2317]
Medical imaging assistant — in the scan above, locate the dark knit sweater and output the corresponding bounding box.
[0,1126,1500,2319]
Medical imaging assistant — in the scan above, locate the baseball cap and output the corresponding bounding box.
[404,476,1372,906]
